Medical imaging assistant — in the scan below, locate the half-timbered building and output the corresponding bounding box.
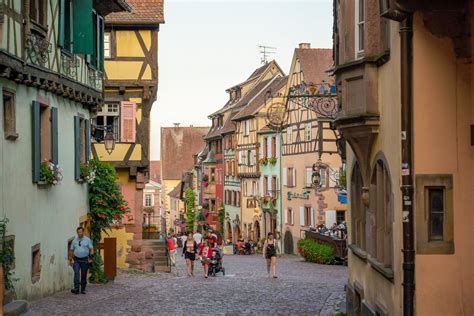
[91,0,164,271]
[0,0,130,299]
[232,62,285,240]
[281,44,345,255]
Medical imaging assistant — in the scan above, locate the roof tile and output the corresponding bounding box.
[106,0,164,25]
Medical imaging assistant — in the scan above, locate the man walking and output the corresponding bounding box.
[69,227,93,294]
[166,235,177,266]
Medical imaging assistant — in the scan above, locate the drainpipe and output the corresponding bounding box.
[400,14,415,316]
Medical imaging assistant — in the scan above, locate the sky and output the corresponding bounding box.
[150,0,334,159]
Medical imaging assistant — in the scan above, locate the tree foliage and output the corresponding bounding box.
[87,159,129,283]
[185,187,195,233]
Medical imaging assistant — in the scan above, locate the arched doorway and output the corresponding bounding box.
[226,221,233,243]
[284,230,294,254]
[234,225,241,241]
[254,220,261,241]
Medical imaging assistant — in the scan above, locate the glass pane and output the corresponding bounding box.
[359,0,364,22]
[359,24,364,51]
[429,188,444,241]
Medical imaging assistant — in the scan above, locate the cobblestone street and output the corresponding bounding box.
[28,254,347,316]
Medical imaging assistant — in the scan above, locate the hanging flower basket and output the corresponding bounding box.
[269,157,277,166]
[80,163,96,184]
[259,158,268,166]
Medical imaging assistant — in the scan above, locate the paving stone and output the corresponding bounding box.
[28,255,347,315]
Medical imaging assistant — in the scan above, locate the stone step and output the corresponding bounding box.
[4,300,28,316]
[154,265,171,272]
[143,245,167,252]
[142,240,166,246]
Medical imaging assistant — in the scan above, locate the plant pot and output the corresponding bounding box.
[37,181,51,188]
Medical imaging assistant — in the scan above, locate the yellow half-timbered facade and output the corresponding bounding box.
[92,0,164,271]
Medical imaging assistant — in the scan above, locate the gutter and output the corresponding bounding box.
[400,14,415,316]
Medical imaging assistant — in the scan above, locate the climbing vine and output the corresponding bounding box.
[87,159,129,283]
[0,218,16,291]
[185,187,195,233]
[219,203,225,234]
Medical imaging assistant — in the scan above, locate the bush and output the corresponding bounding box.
[297,239,335,265]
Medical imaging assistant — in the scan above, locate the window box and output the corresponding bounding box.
[4,132,18,141]
[37,181,51,188]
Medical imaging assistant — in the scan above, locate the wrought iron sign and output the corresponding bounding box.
[26,33,52,67]
[266,102,288,131]
[287,82,339,119]
[287,191,311,201]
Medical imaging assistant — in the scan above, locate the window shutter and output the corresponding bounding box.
[32,101,41,183]
[291,210,294,225]
[305,168,312,187]
[284,209,288,224]
[299,207,305,226]
[267,137,272,158]
[263,137,268,159]
[51,107,59,165]
[85,119,91,163]
[74,116,81,180]
[72,0,93,54]
[282,167,287,186]
[310,208,314,227]
[98,15,104,71]
[260,177,264,197]
[271,137,276,157]
[120,101,136,143]
[58,0,65,47]
[292,168,296,187]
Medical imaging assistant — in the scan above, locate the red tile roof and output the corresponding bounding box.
[160,126,209,180]
[295,48,333,84]
[105,0,164,25]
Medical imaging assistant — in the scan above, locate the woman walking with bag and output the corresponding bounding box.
[182,233,198,277]
[262,232,279,278]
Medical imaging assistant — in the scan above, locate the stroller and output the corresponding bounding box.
[209,247,225,276]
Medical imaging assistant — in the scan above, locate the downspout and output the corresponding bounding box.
[400,14,415,316]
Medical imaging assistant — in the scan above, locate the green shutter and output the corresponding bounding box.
[32,101,41,183]
[58,0,65,47]
[98,15,104,71]
[72,0,93,54]
[51,107,59,165]
[74,116,81,180]
[85,119,90,164]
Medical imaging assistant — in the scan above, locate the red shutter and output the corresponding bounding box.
[263,137,268,159]
[120,101,136,143]
[272,137,276,158]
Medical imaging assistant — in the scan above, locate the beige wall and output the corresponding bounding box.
[412,13,474,315]
[345,19,403,313]
[162,179,180,232]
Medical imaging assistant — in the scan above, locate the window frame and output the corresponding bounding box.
[3,89,17,140]
[355,0,365,57]
[104,31,113,59]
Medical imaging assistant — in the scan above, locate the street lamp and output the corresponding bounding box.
[104,130,115,155]
[92,124,116,155]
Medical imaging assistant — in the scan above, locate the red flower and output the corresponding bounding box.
[111,194,116,198]
[114,214,121,220]
[97,213,105,219]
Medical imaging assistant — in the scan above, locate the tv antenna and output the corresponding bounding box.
[259,45,277,65]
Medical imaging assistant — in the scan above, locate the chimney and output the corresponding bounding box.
[173,123,180,128]
[299,43,311,49]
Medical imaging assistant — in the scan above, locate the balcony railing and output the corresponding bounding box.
[25,32,51,67]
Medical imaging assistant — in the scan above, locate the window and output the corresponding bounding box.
[355,0,365,55]
[252,181,258,196]
[3,90,17,140]
[304,122,312,141]
[31,243,41,284]
[74,115,90,180]
[286,125,293,143]
[145,194,153,207]
[350,163,366,250]
[59,0,72,52]
[304,207,313,227]
[428,188,444,241]
[88,11,105,70]
[92,103,120,142]
[336,211,345,224]
[369,160,393,267]
[210,168,215,183]
[30,0,47,27]
[285,208,294,225]
[287,168,296,187]
[263,137,268,159]
[305,167,312,188]
[271,176,277,198]
[415,175,454,254]
[247,150,252,166]
[244,120,250,136]
[104,32,111,58]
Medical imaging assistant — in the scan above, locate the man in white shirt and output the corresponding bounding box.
[193,231,203,245]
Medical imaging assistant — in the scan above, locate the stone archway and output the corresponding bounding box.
[234,225,241,241]
[284,230,294,254]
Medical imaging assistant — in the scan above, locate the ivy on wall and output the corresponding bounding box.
[185,187,195,233]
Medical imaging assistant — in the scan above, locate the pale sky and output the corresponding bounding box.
[150,0,333,159]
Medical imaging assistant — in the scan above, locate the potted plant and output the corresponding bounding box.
[269,157,277,165]
[143,206,155,214]
[39,160,63,185]
[143,224,158,233]
[259,158,268,166]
